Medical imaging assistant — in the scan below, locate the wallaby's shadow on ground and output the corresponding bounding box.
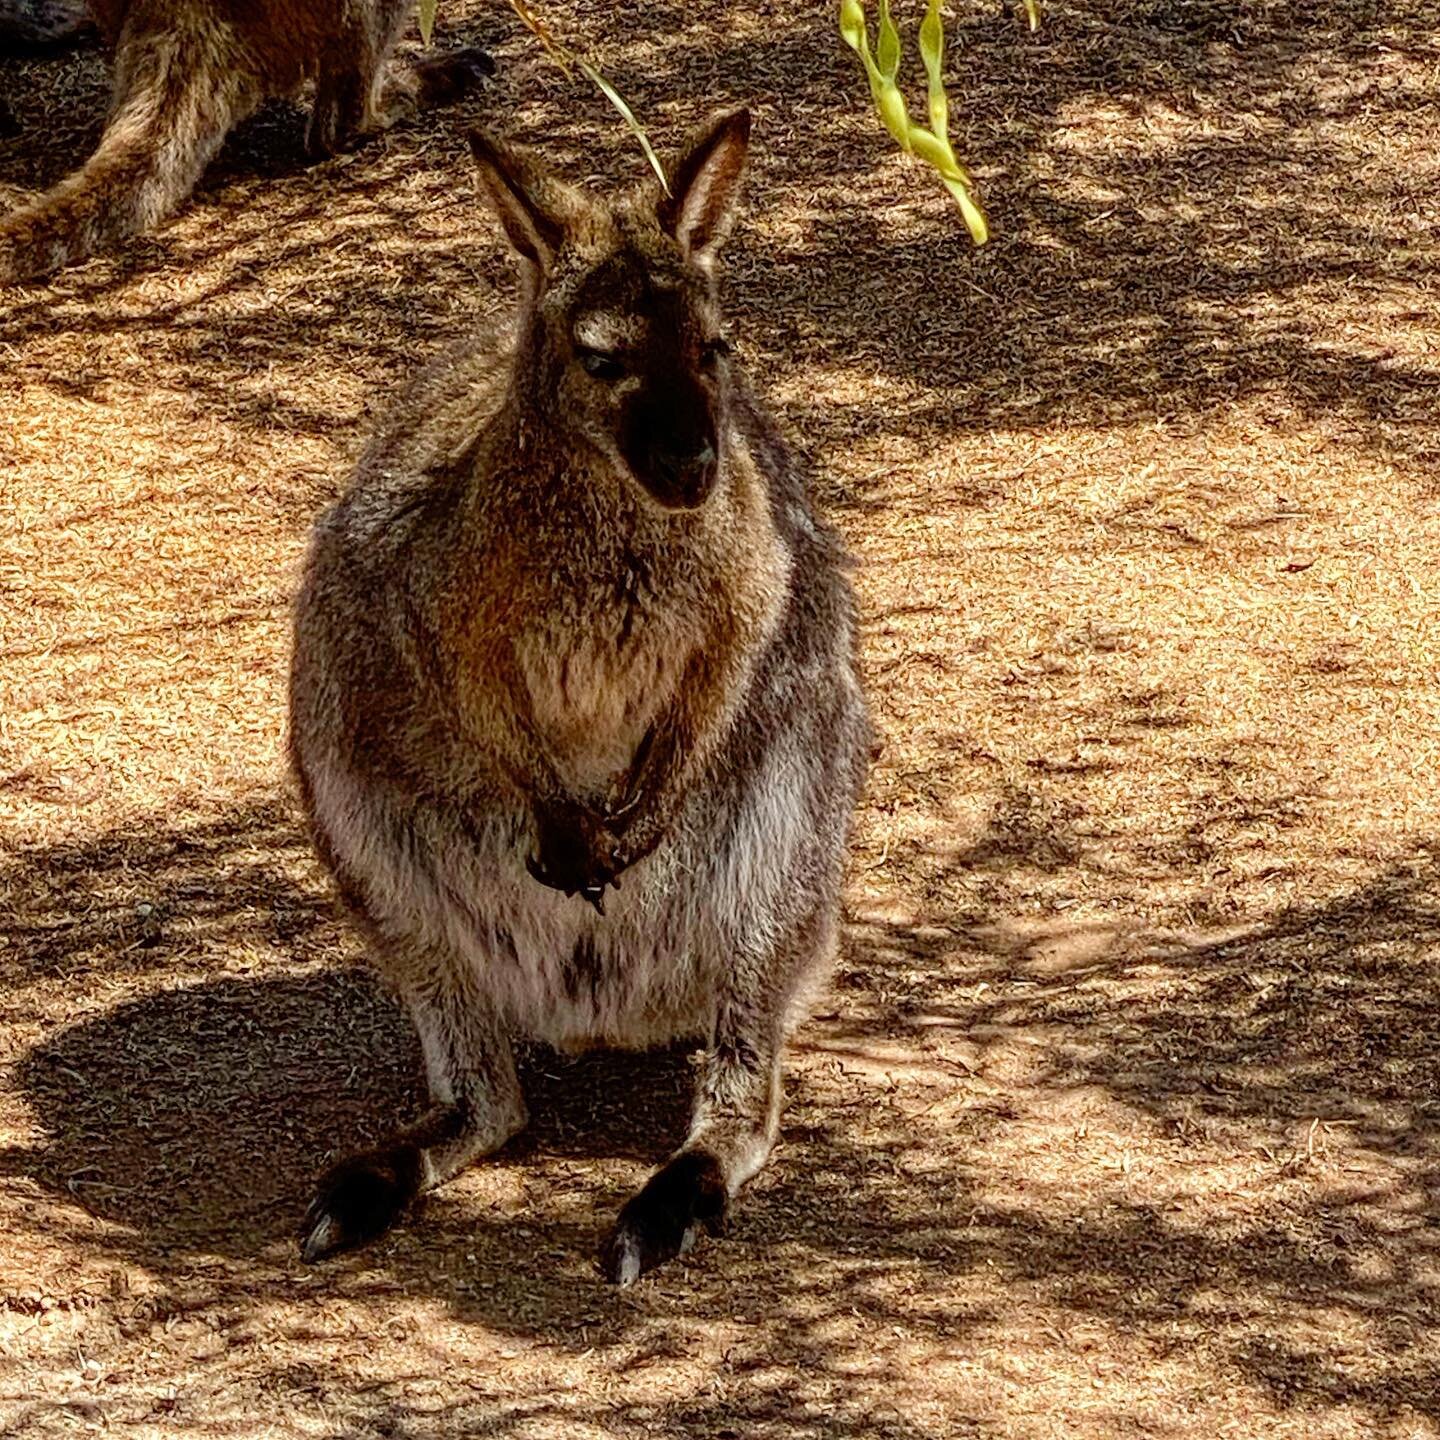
[1,964,698,1260]
[4,794,1440,1431]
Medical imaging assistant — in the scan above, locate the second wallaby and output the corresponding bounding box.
[288,108,871,1283]
[0,0,493,282]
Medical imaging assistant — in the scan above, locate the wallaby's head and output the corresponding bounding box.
[469,109,752,511]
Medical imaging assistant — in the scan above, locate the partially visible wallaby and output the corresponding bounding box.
[288,108,871,1283]
[0,0,493,282]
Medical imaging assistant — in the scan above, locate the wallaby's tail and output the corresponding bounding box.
[0,26,253,283]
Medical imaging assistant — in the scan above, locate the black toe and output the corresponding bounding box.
[299,1145,423,1263]
[599,1150,727,1285]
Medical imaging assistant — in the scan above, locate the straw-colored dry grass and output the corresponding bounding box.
[3,2,1440,1435]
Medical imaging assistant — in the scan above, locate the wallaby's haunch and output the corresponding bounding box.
[0,0,493,282]
[288,109,871,1283]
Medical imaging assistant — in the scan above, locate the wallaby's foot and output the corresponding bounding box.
[599,1151,728,1286]
[413,47,495,109]
[300,1142,424,1262]
[305,73,367,161]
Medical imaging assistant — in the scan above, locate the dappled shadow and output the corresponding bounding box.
[3,0,1438,482]
[835,833,1440,1420]
[3,791,1439,1425]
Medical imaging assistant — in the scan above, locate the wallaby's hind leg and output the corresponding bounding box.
[304,0,406,159]
[305,0,493,161]
[300,952,527,1261]
[600,1013,781,1286]
[305,68,368,160]
[598,916,833,1285]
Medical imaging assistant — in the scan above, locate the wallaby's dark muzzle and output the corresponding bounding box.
[622,384,720,510]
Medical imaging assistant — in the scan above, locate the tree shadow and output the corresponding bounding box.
[4,0,1437,485]
[2,794,1439,1427]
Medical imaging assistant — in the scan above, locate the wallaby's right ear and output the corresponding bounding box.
[469,130,563,273]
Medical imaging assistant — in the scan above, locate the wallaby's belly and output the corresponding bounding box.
[304,727,819,1051]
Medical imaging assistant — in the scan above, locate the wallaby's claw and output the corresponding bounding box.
[300,1145,423,1262]
[598,1150,728,1285]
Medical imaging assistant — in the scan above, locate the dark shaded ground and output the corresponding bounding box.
[4,0,1440,1435]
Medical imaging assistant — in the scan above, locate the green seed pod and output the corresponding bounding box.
[877,0,902,80]
[836,0,991,245]
[918,0,948,139]
[941,175,989,245]
[872,75,914,150]
[838,0,869,53]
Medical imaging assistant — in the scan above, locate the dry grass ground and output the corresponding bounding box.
[3,0,1440,1434]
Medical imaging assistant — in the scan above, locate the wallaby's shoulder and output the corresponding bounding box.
[316,319,517,556]
[724,363,856,589]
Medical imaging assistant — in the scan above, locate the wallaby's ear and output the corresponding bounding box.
[469,129,563,273]
[659,108,752,263]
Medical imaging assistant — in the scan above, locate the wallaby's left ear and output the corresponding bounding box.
[659,108,752,263]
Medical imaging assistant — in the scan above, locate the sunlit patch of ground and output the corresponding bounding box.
[3,2,1439,1435]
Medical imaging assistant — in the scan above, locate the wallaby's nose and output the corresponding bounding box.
[621,385,720,509]
[654,439,716,498]
[649,442,716,507]
[640,436,718,510]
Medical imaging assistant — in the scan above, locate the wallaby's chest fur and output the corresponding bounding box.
[457,442,786,799]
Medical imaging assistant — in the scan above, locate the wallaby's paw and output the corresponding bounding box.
[528,800,624,910]
[299,1144,424,1263]
[598,1151,728,1285]
[415,48,497,108]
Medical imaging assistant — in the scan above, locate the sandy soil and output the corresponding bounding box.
[2,1,1439,1435]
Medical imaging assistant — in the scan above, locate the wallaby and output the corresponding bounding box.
[288,108,871,1284]
[0,0,493,282]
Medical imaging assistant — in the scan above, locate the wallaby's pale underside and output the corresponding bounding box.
[0,0,493,282]
[288,109,871,1283]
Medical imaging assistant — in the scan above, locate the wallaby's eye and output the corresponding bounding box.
[699,337,731,371]
[578,348,626,381]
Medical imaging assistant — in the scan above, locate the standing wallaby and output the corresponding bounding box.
[0,0,492,282]
[288,108,870,1284]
